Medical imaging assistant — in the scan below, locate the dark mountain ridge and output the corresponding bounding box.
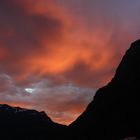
[0,104,67,140]
[70,40,140,139]
[1,40,140,140]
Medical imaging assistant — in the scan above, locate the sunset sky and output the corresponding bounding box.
[0,0,140,125]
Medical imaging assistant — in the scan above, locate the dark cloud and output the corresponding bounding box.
[0,0,64,79]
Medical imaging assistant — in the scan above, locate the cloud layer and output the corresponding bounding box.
[0,0,140,124]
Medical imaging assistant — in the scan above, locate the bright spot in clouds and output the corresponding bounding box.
[25,88,35,93]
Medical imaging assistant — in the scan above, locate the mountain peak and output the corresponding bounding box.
[130,39,140,49]
[0,103,67,139]
[70,40,140,139]
[111,39,140,85]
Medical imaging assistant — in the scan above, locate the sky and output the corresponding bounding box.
[0,0,140,125]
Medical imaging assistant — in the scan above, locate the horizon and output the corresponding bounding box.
[0,0,140,125]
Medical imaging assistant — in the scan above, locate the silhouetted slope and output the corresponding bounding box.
[0,104,67,140]
[70,40,140,140]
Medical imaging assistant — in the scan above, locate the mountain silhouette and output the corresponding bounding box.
[0,40,140,140]
[70,40,140,140]
[0,104,67,140]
